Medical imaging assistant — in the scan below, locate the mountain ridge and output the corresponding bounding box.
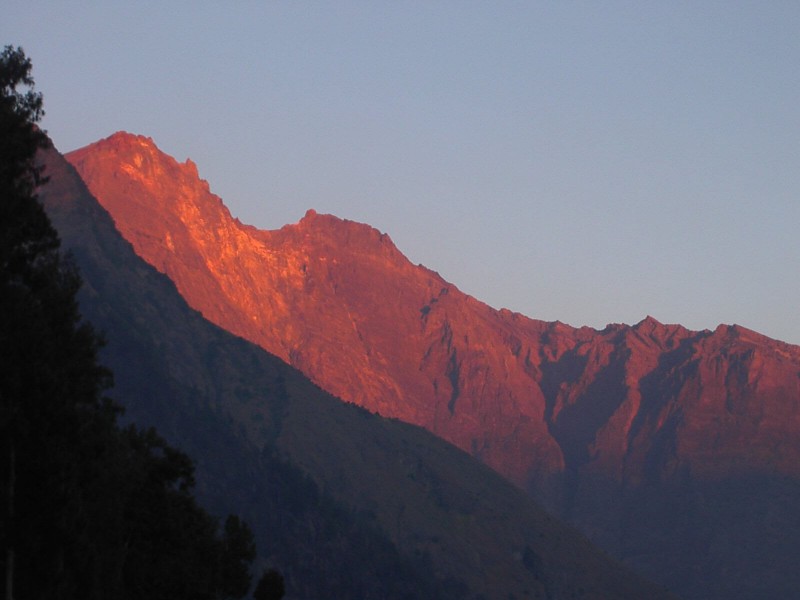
[39,138,677,599]
[65,131,800,483]
[66,131,800,599]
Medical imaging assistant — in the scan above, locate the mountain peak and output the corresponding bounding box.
[284,208,402,261]
[71,131,206,190]
[87,130,160,158]
[67,132,213,214]
[107,129,153,145]
[634,314,663,329]
[43,142,684,598]
[63,132,800,600]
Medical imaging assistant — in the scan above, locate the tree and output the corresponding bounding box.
[218,515,257,599]
[115,427,253,600]
[0,46,257,600]
[253,568,286,600]
[0,43,113,600]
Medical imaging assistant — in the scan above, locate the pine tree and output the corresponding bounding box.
[253,568,286,600]
[1,45,257,600]
[0,43,116,600]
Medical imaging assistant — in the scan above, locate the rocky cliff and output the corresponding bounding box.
[67,132,800,599]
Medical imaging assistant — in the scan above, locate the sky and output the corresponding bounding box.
[4,2,799,344]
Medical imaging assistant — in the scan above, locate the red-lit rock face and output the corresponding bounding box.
[66,132,800,491]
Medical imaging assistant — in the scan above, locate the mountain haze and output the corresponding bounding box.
[66,132,800,599]
[39,141,675,599]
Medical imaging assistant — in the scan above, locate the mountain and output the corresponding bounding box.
[37,141,676,599]
[66,132,800,600]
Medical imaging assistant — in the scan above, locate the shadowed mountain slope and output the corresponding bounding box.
[39,142,676,599]
[66,132,800,599]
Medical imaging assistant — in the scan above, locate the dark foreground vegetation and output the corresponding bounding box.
[0,45,275,600]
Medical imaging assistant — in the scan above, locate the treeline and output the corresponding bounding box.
[3,45,469,600]
[0,46,275,600]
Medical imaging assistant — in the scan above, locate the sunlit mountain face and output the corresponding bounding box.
[66,132,800,600]
[40,140,678,600]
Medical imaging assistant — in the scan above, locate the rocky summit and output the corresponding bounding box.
[67,132,800,599]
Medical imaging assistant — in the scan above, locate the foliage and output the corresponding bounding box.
[0,45,255,600]
[253,569,285,600]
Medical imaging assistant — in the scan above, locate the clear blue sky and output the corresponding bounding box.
[5,2,799,344]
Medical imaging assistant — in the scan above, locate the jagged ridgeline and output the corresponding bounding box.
[64,131,800,600]
[38,137,675,596]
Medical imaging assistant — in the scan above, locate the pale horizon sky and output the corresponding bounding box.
[5,3,799,344]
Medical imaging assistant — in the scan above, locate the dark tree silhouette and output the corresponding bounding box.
[0,45,256,600]
[0,43,105,600]
[218,515,257,599]
[253,568,286,600]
